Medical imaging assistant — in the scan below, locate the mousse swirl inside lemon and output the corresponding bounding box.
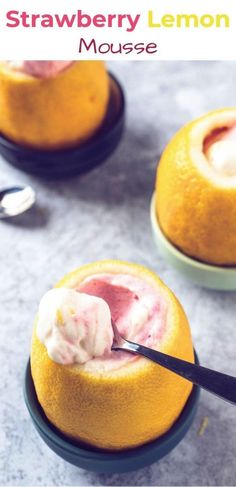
[156,108,236,265]
[31,260,194,450]
[37,273,166,371]
[204,124,236,177]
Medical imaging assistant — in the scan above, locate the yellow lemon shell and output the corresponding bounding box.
[31,260,194,451]
[0,61,109,150]
[156,108,236,266]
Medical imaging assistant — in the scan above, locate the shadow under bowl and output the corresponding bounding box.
[0,72,125,179]
[24,353,200,474]
[150,192,236,290]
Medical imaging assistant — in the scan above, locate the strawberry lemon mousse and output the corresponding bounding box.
[79,273,166,358]
[36,273,166,371]
[0,60,109,149]
[31,260,194,450]
[156,108,236,265]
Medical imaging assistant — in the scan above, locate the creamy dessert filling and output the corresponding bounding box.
[5,61,73,78]
[204,124,236,177]
[37,288,113,365]
[36,273,166,370]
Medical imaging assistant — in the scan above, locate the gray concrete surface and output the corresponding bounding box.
[0,61,236,486]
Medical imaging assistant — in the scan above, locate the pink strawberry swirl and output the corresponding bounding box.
[6,61,74,78]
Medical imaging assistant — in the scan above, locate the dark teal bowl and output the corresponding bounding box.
[24,354,200,473]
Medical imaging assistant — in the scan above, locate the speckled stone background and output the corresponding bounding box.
[0,61,236,486]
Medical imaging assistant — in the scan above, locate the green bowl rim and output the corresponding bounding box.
[150,192,236,275]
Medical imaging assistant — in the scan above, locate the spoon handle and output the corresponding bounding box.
[120,340,236,404]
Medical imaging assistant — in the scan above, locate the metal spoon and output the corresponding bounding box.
[111,321,236,405]
[0,186,36,218]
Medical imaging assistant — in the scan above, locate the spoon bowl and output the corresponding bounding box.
[0,185,36,218]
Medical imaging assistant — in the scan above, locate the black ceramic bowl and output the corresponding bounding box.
[24,353,200,474]
[0,73,125,178]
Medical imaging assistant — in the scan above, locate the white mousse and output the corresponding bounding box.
[37,288,113,365]
[206,140,236,177]
[205,124,236,177]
